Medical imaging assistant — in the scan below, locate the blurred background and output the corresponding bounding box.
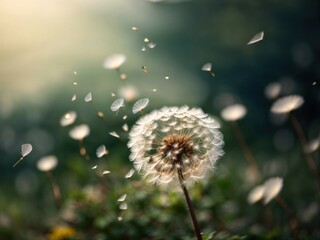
[0,0,319,239]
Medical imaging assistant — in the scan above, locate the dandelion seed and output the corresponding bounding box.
[312,82,316,86]
[74,71,77,75]
[119,202,128,210]
[111,93,116,97]
[103,54,126,70]
[128,106,224,186]
[69,124,90,140]
[13,143,33,167]
[144,38,149,43]
[270,95,304,114]
[21,144,33,157]
[92,165,98,170]
[111,98,125,112]
[165,76,170,80]
[37,155,58,172]
[117,216,123,221]
[141,47,147,52]
[221,104,247,121]
[118,85,139,102]
[97,112,104,118]
[102,170,111,175]
[71,94,77,101]
[148,42,156,49]
[247,31,264,45]
[96,145,109,158]
[201,63,212,72]
[125,168,135,178]
[60,111,77,127]
[84,92,92,102]
[131,26,138,31]
[122,124,129,132]
[152,89,157,92]
[117,194,127,202]
[264,82,281,100]
[263,177,283,205]
[73,82,78,85]
[247,185,265,204]
[123,115,128,120]
[132,98,149,114]
[109,131,120,138]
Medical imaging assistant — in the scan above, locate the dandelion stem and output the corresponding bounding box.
[177,168,202,240]
[231,121,259,182]
[289,113,320,188]
[275,195,299,239]
[46,171,62,209]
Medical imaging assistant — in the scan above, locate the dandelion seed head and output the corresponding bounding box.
[247,185,265,204]
[132,98,150,114]
[103,54,126,69]
[263,177,283,205]
[37,155,58,172]
[128,106,224,187]
[60,111,77,127]
[111,98,125,112]
[69,124,90,140]
[21,144,33,157]
[271,95,304,114]
[221,104,247,121]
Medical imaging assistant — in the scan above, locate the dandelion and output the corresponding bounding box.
[128,106,224,240]
[247,185,265,204]
[48,225,77,240]
[37,155,58,172]
[37,155,61,208]
[96,145,108,158]
[69,124,90,160]
[13,143,33,167]
[270,95,304,114]
[247,31,264,45]
[221,104,259,182]
[60,111,77,127]
[221,104,247,122]
[132,98,150,114]
[263,177,299,238]
[263,177,283,205]
[271,95,320,187]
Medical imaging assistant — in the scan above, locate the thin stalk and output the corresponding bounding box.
[177,168,202,240]
[275,196,299,239]
[46,171,62,209]
[231,121,260,181]
[289,113,320,188]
